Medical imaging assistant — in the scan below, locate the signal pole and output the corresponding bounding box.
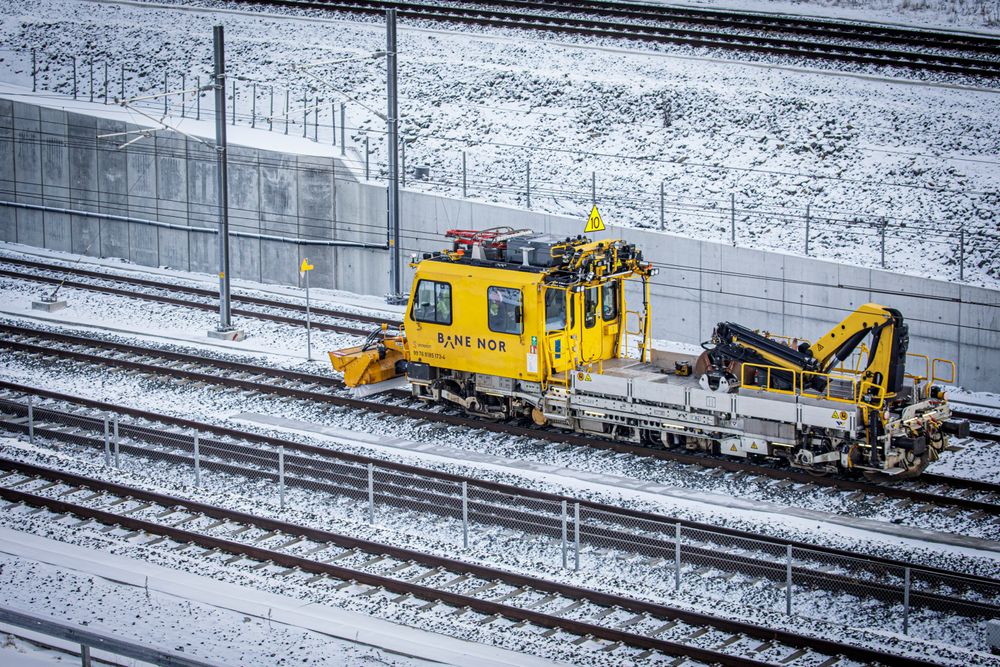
[385,9,404,304]
[209,24,244,340]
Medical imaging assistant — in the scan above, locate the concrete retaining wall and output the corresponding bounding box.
[1,98,997,391]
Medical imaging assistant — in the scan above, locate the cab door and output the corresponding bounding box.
[600,280,621,360]
[543,286,573,374]
[579,285,603,364]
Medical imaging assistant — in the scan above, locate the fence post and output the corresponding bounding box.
[193,432,201,488]
[804,204,810,256]
[278,446,285,509]
[674,522,681,590]
[251,83,256,128]
[196,76,200,120]
[331,103,336,145]
[730,193,736,246]
[526,161,531,209]
[180,74,186,117]
[72,57,77,99]
[462,151,467,198]
[959,223,965,282]
[89,61,94,102]
[573,502,580,571]
[232,78,237,125]
[314,97,319,141]
[365,136,370,180]
[269,87,274,131]
[340,103,346,156]
[302,91,307,138]
[591,171,596,205]
[367,463,374,524]
[903,566,910,635]
[31,49,36,92]
[103,415,110,467]
[660,181,665,230]
[880,218,887,268]
[164,72,168,114]
[81,644,92,667]
[103,62,108,103]
[785,544,793,615]
[401,139,407,188]
[461,481,468,549]
[113,416,120,468]
[285,89,290,134]
[27,396,34,444]
[561,500,567,568]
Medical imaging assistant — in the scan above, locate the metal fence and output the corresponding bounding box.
[2,47,996,285]
[6,393,1000,646]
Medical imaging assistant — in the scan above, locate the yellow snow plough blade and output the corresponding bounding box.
[328,341,405,388]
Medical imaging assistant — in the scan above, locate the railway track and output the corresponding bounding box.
[2,322,999,524]
[2,383,998,622]
[0,256,396,336]
[236,0,1000,78]
[0,458,957,666]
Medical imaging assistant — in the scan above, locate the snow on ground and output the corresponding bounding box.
[0,0,996,286]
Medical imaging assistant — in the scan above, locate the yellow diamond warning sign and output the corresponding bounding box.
[584,205,605,233]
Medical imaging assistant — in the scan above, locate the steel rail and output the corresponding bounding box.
[7,401,998,620]
[231,0,1000,77]
[4,379,997,588]
[0,457,947,667]
[0,265,375,336]
[3,323,999,516]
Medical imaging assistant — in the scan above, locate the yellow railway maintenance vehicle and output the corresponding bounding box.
[331,230,966,478]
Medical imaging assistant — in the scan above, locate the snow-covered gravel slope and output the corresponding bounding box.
[0,0,996,286]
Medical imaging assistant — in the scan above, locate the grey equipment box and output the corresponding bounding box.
[505,234,565,267]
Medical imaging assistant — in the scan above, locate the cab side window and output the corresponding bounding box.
[584,286,598,328]
[488,286,522,335]
[412,279,451,325]
[602,281,618,321]
[545,289,566,333]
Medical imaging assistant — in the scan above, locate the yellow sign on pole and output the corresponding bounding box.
[584,205,605,233]
[300,258,314,273]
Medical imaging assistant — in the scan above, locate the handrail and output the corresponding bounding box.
[932,358,956,385]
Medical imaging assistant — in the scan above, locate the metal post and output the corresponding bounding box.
[880,218,886,269]
[331,103,336,145]
[304,266,312,361]
[193,432,201,488]
[461,481,468,548]
[314,98,319,141]
[113,416,120,468]
[26,396,34,445]
[674,522,681,590]
[164,72,168,114]
[72,57,77,99]
[462,151,467,198]
[367,463,375,523]
[526,161,531,209]
[269,87,274,131]
[340,102,346,156]
[785,544,793,615]
[365,136,370,180]
[181,74,186,118]
[103,415,110,467]
[401,140,406,188]
[302,91,307,138]
[31,49,36,92]
[120,64,124,102]
[81,644,92,667]
[103,62,108,103]
[959,223,965,282]
[730,193,736,246]
[251,83,256,128]
[213,26,233,332]
[591,171,596,205]
[804,204,811,256]
[278,446,285,509]
[89,61,94,102]
[561,500,567,568]
[231,77,237,125]
[573,502,580,571]
[284,89,289,134]
[660,181,665,230]
[196,76,200,120]
[903,566,910,635]
[386,8,402,302]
